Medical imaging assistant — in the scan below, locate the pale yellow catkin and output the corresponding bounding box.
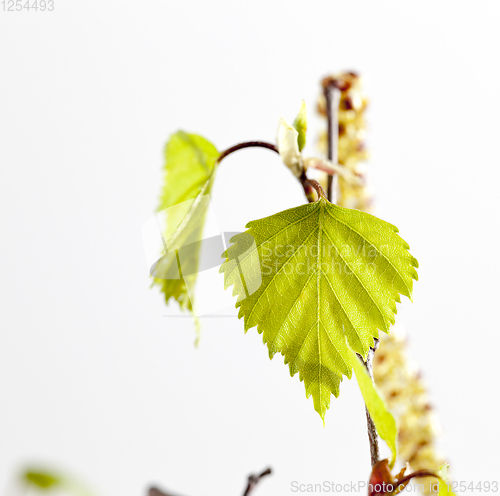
[317,72,372,211]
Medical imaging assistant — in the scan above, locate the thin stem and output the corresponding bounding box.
[217,141,278,163]
[300,170,316,203]
[147,467,272,496]
[323,79,381,464]
[363,338,381,467]
[322,82,341,203]
[217,140,315,203]
[242,468,272,496]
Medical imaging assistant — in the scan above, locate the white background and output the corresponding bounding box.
[1,1,499,495]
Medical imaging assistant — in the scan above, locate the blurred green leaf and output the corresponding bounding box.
[350,348,397,467]
[153,131,219,321]
[24,470,61,490]
[22,467,95,496]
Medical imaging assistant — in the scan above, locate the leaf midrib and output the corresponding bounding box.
[316,201,324,410]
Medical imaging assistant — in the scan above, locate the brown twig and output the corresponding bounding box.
[361,338,381,467]
[217,141,315,203]
[323,76,382,465]
[146,467,272,496]
[242,468,272,496]
[300,171,316,203]
[217,141,278,163]
[322,80,341,203]
[148,487,180,496]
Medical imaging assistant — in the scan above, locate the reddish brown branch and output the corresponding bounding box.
[242,467,272,496]
[148,487,180,496]
[217,141,314,203]
[217,141,278,163]
[322,79,341,203]
[146,467,272,496]
[366,339,381,467]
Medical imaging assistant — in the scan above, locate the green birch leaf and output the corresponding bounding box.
[350,348,397,467]
[152,131,219,315]
[220,194,417,420]
[293,100,307,151]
